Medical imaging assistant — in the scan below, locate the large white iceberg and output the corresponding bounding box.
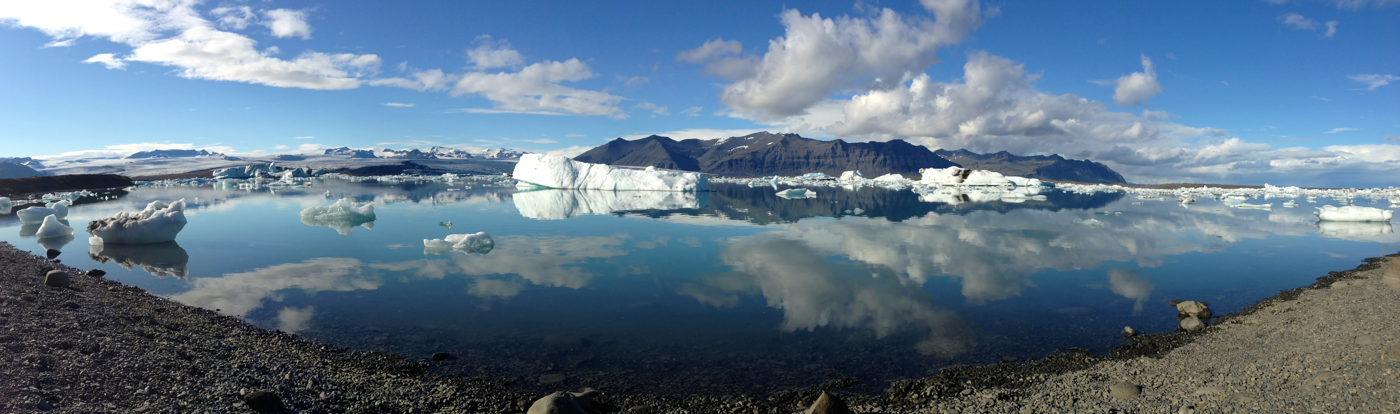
[35,214,74,239]
[300,198,377,235]
[16,202,69,223]
[839,170,865,181]
[423,232,494,255]
[919,167,1013,186]
[511,154,709,192]
[1315,205,1393,222]
[513,190,705,220]
[87,199,188,244]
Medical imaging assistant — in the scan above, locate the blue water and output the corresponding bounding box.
[2,178,1396,395]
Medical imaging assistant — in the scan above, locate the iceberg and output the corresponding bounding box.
[423,232,494,255]
[87,199,188,244]
[300,198,377,235]
[16,202,69,223]
[799,172,835,180]
[35,214,74,239]
[873,173,906,182]
[776,188,817,199]
[919,166,1012,186]
[839,170,865,181]
[513,189,706,220]
[89,239,190,279]
[1315,205,1393,222]
[512,154,709,192]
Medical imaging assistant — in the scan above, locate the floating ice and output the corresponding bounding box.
[512,154,709,192]
[87,199,188,244]
[423,232,495,255]
[89,239,190,279]
[213,163,279,179]
[776,188,817,199]
[300,198,377,235]
[1005,176,1043,187]
[1315,205,1393,222]
[799,172,834,180]
[16,202,68,223]
[919,166,1012,186]
[1282,200,1298,208]
[839,171,865,181]
[35,214,74,239]
[873,173,905,182]
[513,190,706,220]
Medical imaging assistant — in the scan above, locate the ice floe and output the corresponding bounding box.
[512,154,709,192]
[1314,205,1394,222]
[87,199,188,244]
[35,214,74,239]
[300,198,376,235]
[423,232,495,255]
[513,189,706,220]
[16,203,68,223]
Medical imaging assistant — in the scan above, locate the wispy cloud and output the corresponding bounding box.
[634,102,669,117]
[1385,135,1400,142]
[383,102,414,107]
[1325,127,1359,134]
[448,108,568,116]
[1279,13,1319,30]
[293,136,315,140]
[679,106,702,117]
[1346,74,1399,90]
[565,133,585,138]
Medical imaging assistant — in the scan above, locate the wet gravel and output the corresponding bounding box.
[3,241,1396,413]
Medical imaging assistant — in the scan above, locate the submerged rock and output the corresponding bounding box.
[45,249,60,259]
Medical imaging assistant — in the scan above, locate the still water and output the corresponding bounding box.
[2,178,1396,395]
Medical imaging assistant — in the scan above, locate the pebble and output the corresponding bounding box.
[44,270,70,288]
[1122,326,1137,337]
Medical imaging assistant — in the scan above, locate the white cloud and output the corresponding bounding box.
[369,67,455,92]
[1096,54,1162,106]
[1328,0,1400,9]
[292,136,315,140]
[617,128,769,141]
[1108,268,1155,315]
[262,8,310,39]
[467,35,524,69]
[82,53,126,69]
[1385,135,1399,142]
[451,58,626,118]
[273,145,289,150]
[210,6,254,30]
[624,75,649,88]
[1324,127,1359,133]
[565,133,585,137]
[1347,74,1399,90]
[383,102,414,107]
[1,1,381,90]
[634,102,669,116]
[1323,20,1338,38]
[1280,13,1319,30]
[691,0,985,119]
[276,306,314,332]
[679,106,702,117]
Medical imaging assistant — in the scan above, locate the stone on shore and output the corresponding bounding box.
[43,270,70,288]
[45,248,60,259]
[806,391,853,414]
[527,390,597,414]
[1171,300,1211,318]
[240,390,285,412]
[1109,381,1141,399]
[1179,316,1204,332]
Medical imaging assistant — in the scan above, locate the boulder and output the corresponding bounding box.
[44,270,70,288]
[806,391,853,414]
[527,390,599,414]
[1169,300,1211,318]
[1179,316,1204,332]
[1109,381,1141,399]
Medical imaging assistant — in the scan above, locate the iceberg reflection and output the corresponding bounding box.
[513,189,707,220]
[300,199,377,235]
[89,240,191,279]
[1317,220,1395,240]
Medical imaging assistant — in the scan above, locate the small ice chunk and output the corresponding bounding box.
[512,154,708,192]
[35,214,74,239]
[424,232,494,255]
[799,172,834,180]
[873,173,905,182]
[1315,205,1393,222]
[87,199,188,244]
[1231,203,1273,210]
[300,198,377,235]
[16,203,68,223]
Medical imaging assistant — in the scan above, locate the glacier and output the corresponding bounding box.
[512,154,709,192]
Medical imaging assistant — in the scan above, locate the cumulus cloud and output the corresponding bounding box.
[687,0,985,119]
[1096,54,1162,106]
[82,53,126,69]
[451,58,625,118]
[467,35,525,69]
[262,8,310,39]
[1,1,380,90]
[1280,12,1320,29]
[1347,74,1399,90]
[1323,20,1338,38]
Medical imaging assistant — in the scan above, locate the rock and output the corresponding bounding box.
[527,390,596,414]
[37,399,54,410]
[1122,326,1137,337]
[1108,381,1140,399]
[1179,316,1204,332]
[1172,300,1211,318]
[806,391,853,414]
[44,270,70,288]
[87,269,106,277]
[1383,259,1400,291]
[539,373,567,385]
[45,249,60,259]
[240,390,286,413]
[1177,405,1195,414]
[432,352,450,361]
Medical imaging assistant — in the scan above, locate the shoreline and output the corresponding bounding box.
[2,244,1396,413]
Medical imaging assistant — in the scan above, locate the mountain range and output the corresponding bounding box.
[322,146,528,160]
[125,149,223,159]
[573,132,1127,183]
[574,132,957,177]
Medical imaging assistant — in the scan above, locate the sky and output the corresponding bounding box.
[1,0,1397,186]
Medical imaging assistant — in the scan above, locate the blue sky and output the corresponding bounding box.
[1,0,1397,185]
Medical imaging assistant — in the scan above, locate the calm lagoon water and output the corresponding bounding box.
[2,178,1397,395]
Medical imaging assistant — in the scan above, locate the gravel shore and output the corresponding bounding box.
[2,241,1396,413]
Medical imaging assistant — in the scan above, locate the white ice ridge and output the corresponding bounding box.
[513,189,705,220]
[919,167,1015,186]
[300,198,377,235]
[16,202,69,223]
[511,154,710,192]
[1315,205,1394,222]
[87,199,188,244]
[423,232,494,255]
[35,214,74,239]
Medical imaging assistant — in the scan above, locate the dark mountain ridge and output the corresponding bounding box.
[934,149,1126,184]
[574,132,959,177]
